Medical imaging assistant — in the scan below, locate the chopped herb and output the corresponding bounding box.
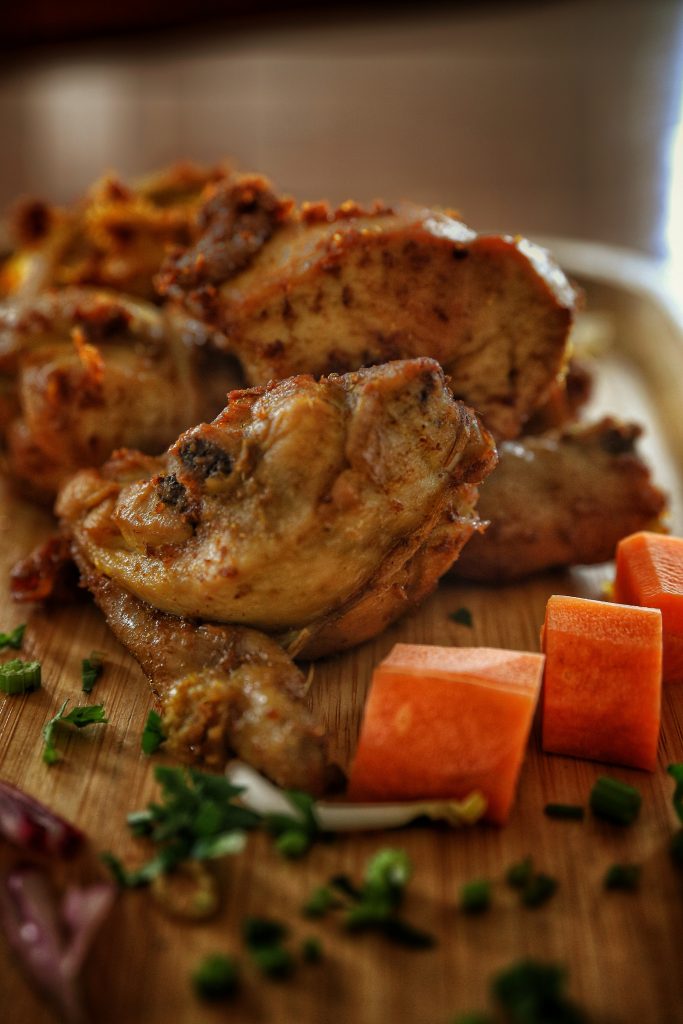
[492,959,587,1024]
[544,803,585,821]
[243,916,288,949]
[81,650,104,693]
[667,763,683,823]
[301,936,323,963]
[337,849,434,948]
[243,916,293,979]
[520,872,558,909]
[42,700,108,765]
[250,944,294,979]
[671,828,683,869]
[604,863,641,890]
[450,607,473,627]
[302,886,340,919]
[460,879,491,914]
[0,623,26,650]
[0,658,41,695]
[590,775,641,825]
[505,855,534,890]
[100,766,260,887]
[141,709,167,755]
[191,953,239,1000]
[263,789,322,858]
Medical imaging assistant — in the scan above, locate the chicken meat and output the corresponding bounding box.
[58,357,495,654]
[453,417,667,582]
[159,197,578,440]
[0,288,242,500]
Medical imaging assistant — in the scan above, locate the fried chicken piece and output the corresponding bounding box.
[159,199,577,439]
[57,358,496,659]
[74,557,331,793]
[0,288,242,500]
[0,163,236,304]
[453,417,667,582]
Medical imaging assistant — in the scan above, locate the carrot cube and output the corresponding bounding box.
[615,531,683,682]
[347,644,544,824]
[541,595,662,771]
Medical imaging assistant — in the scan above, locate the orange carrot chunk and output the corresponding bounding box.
[347,645,544,825]
[541,595,662,771]
[614,531,683,683]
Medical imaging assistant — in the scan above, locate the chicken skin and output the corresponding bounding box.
[0,162,237,304]
[0,288,242,500]
[453,417,667,582]
[159,198,578,440]
[57,358,496,659]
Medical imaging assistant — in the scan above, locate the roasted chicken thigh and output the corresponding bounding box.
[159,198,578,440]
[453,418,666,582]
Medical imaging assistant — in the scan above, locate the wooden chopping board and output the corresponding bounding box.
[1,263,683,1024]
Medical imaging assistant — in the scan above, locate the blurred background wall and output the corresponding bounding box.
[2,0,682,257]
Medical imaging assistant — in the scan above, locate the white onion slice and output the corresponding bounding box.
[226,761,486,831]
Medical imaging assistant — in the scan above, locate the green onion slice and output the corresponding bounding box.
[589,776,641,825]
[0,658,41,695]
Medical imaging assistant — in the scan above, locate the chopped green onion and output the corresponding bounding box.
[302,886,340,918]
[460,879,491,914]
[250,944,294,979]
[81,650,104,693]
[0,658,41,695]
[544,803,585,821]
[521,873,558,908]
[243,916,288,949]
[141,709,167,755]
[667,763,683,824]
[604,863,641,890]
[450,607,473,627]
[505,855,534,890]
[590,776,641,825]
[492,959,586,1024]
[0,623,26,650]
[300,937,323,963]
[191,953,239,1000]
[42,700,108,765]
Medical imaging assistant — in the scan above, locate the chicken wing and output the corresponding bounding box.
[0,288,242,500]
[453,418,667,582]
[159,198,578,439]
[57,358,496,659]
[73,557,331,793]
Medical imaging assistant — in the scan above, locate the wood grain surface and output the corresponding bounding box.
[1,273,683,1024]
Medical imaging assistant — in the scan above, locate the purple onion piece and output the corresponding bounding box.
[0,866,115,1024]
[0,779,84,858]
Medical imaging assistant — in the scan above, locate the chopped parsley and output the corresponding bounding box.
[262,789,322,858]
[450,607,473,627]
[81,651,104,693]
[492,959,587,1023]
[0,623,26,650]
[141,709,167,755]
[42,700,108,765]
[302,886,341,919]
[101,765,260,887]
[505,855,534,890]
[0,658,41,695]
